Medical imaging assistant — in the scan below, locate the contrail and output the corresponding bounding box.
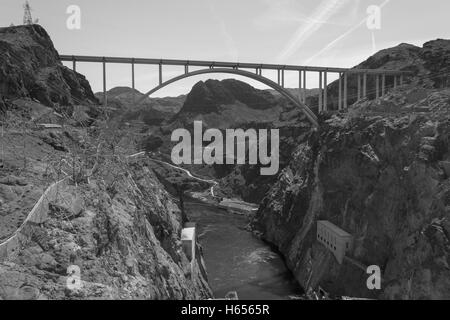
[303,0,391,65]
[276,0,351,62]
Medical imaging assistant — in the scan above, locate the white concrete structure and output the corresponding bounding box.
[317,220,353,264]
[181,224,196,261]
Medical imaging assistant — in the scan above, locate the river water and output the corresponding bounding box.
[186,202,303,300]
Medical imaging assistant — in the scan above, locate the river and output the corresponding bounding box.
[185,202,303,300]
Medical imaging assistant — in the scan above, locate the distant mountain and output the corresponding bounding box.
[170,79,308,130]
[95,86,186,125]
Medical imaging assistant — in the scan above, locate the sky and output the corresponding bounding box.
[1,0,449,97]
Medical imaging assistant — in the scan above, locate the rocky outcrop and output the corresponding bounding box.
[0,24,212,300]
[0,25,98,110]
[0,157,212,300]
[180,79,277,116]
[253,87,450,299]
[321,39,450,111]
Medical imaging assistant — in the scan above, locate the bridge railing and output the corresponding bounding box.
[59,54,410,113]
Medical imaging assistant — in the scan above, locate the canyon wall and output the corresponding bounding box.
[0,25,212,300]
[253,87,450,299]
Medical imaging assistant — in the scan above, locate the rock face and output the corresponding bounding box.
[253,87,450,299]
[171,79,283,130]
[322,39,450,111]
[181,79,277,115]
[0,25,98,110]
[0,24,212,300]
[0,158,212,300]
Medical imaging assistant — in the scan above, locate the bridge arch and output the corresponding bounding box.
[136,68,318,127]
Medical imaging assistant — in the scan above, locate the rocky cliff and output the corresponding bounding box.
[0,155,212,300]
[253,85,450,299]
[322,39,450,111]
[0,24,98,111]
[0,25,212,300]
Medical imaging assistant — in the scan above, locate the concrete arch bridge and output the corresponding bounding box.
[59,55,410,128]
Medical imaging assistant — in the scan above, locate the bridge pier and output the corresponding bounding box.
[376,74,380,98]
[344,72,348,109]
[303,70,307,103]
[159,63,163,85]
[318,71,323,112]
[357,74,361,100]
[298,70,302,102]
[382,74,386,96]
[323,71,328,111]
[363,73,367,99]
[102,57,107,108]
[281,68,285,88]
[72,56,76,72]
[338,73,342,110]
[131,59,135,104]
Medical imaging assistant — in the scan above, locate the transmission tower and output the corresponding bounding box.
[23,1,33,25]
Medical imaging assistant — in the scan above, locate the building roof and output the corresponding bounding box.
[318,220,352,238]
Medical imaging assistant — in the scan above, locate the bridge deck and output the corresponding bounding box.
[59,55,409,75]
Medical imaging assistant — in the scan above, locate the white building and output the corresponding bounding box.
[317,220,353,264]
[181,223,196,261]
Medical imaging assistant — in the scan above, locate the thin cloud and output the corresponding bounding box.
[303,0,391,65]
[254,1,349,31]
[276,0,351,62]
